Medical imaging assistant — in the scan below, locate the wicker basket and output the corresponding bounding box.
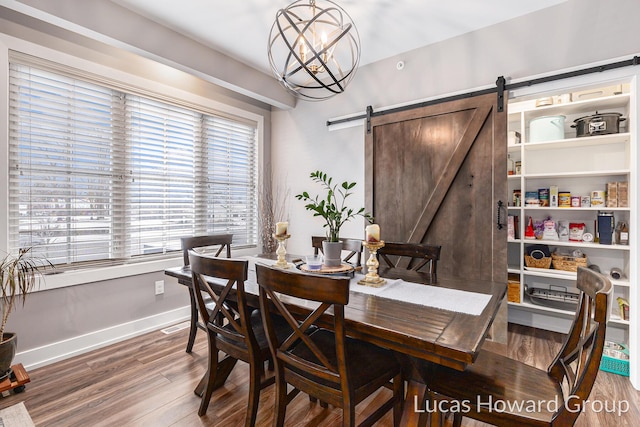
[524,254,552,269]
[507,273,521,303]
[551,252,588,272]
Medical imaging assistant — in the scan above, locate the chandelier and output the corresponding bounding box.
[267,0,361,101]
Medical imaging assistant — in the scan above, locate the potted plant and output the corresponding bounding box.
[0,248,51,379]
[296,171,372,266]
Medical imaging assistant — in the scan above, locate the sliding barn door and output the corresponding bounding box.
[365,93,507,282]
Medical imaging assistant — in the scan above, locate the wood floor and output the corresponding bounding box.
[1,323,639,426]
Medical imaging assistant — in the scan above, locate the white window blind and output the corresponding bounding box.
[8,61,258,269]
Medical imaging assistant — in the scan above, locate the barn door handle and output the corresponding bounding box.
[496,200,505,230]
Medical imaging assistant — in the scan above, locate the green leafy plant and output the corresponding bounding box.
[0,248,52,341]
[296,171,373,242]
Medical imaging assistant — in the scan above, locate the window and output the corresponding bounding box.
[8,61,258,269]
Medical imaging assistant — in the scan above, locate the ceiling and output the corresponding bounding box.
[109,0,566,75]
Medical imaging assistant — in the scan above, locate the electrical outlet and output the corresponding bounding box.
[155,280,164,295]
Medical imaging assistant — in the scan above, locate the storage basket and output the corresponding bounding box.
[507,273,521,303]
[524,254,552,269]
[551,252,588,272]
[600,341,629,376]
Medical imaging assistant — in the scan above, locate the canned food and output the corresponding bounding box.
[559,192,571,207]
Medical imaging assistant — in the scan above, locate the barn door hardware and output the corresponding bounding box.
[496,76,506,112]
[496,200,506,230]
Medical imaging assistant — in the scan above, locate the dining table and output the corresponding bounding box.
[164,253,507,425]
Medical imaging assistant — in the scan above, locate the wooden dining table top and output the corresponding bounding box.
[164,254,506,372]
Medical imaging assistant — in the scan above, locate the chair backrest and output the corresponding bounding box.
[181,234,233,265]
[255,264,351,391]
[377,241,441,274]
[188,251,257,353]
[548,266,611,423]
[311,236,363,267]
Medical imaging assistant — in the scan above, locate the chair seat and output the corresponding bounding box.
[290,329,401,390]
[217,309,291,351]
[424,349,564,425]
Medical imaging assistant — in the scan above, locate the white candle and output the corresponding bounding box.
[275,221,288,237]
[365,224,380,243]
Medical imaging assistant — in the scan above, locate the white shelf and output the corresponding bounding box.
[609,315,630,326]
[522,267,631,287]
[509,301,573,316]
[511,93,630,119]
[523,170,630,179]
[522,239,630,250]
[509,301,630,326]
[522,206,630,212]
[523,132,630,150]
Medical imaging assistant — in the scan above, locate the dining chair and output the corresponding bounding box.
[255,264,404,427]
[188,252,291,425]
[377,241,441,275]
[422,266,612,427]
[311,235,364,268]
[181,234,233,353]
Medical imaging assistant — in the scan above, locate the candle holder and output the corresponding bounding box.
[358,240,386,287]
[273,234,291,269]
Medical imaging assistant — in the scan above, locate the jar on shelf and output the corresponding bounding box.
[616,221,629,245]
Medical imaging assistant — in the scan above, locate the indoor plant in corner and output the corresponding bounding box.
[296,171,372,266]
[0,248,51,380]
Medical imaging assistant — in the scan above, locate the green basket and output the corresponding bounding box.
[599,341,629,377]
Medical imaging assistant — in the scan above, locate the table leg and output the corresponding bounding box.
[400,380,430,427]
[186,288,199,353]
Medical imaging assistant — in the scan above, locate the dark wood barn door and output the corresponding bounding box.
[364,93,507,282]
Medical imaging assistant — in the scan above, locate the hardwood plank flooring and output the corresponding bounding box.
[0,323,638,426]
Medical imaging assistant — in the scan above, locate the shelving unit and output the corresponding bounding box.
[506,80,634,349]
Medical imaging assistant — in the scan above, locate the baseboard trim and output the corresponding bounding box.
[15,306,190,370]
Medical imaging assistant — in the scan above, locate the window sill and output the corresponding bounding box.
[36,246,259,292]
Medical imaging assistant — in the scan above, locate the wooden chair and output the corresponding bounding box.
[181,234,233,353]
[423,266,612,427]
[255,264,404,427]
[189,252,291,425]
[377,242,441,275]
[311,236,364,268]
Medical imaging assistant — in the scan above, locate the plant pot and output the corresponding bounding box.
[0,333,17,381]
[322,241,343,267]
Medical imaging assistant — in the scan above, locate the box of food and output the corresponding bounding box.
[590,190,606,207]
[572,84,623,101]
[618,182,628,207]
[525,191,539,206]
[549,185,558,207]
[606,182,618,207]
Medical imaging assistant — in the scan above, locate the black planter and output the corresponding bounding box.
[0,333,17,381]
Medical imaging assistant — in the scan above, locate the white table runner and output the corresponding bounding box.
[349,274,491,316]
[241,257,491,316]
